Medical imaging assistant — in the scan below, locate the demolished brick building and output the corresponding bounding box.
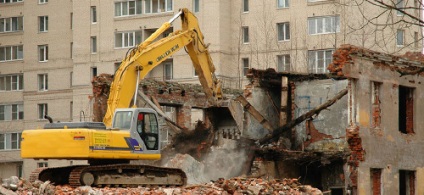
[91,45,424,194]
[248,44,424,194]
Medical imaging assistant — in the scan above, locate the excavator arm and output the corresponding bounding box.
[104,8,222,127]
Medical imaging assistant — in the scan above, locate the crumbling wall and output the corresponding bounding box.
[91,74,113,122]
[329,45,424,194]
[293,79,348,151]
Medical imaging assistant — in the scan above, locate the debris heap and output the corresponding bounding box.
[2,176,323,195]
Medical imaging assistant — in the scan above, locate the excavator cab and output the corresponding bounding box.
[112,108,160,154]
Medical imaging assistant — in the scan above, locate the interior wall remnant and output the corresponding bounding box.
[399,170,416,195]
[293,79,348,150]
[399,86,414,134]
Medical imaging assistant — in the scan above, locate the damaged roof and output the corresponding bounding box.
[328,44,424,77]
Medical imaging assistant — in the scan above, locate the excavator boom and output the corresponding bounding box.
[104,8,222,127]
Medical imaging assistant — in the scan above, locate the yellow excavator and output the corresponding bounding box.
[21,8,222,187]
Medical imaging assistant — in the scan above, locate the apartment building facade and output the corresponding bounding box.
[0,0,421,180]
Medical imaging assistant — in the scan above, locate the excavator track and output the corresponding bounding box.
[30,165,187,188]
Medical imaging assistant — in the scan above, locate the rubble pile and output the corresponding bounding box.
[2,176,323,195]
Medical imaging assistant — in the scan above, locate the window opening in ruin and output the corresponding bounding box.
[371,82,382,129]
[348,79,358,126]
[399,170,415,195]
[370,168,382,195]
[399,86,414,134]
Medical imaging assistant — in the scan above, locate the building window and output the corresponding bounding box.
[39,0,47,4]
[0,74,23,91]
[242,26,249,43]
[242,58,249,76]
[277,22,290,41]
[37,162,48,168]
[38,104,48,120]
[308,15,340,35]
[243,0,249,12]
[0,45,23,62]
[91,36,97,53]
[371,82,382,129]
[277,55,290,72]
[397,29,404,46]
[16,164,23,178]
[70,72,73,87]
[399,86,414,134]
[70,101,73,121]
[91,6,97,23]
[115,31,142,48]
[0,0,23,4]
[308,49,333,73]
[277,0,289,8]
[396,0,404,16]
[38,45,48,62]
[70,42,73,59]
[0,133,21,150]
[0,17,24,33]
[115,0,142,17]
[38,74,48,91]
[39,16,48,32]
[414,32,418,48]
[144,0,173,14]
[114,62,121,71]
[91,67,97,78]
[193,0,199,12]
[70,12,73,29]
[399,170,415,195]
[0,104,23,121]
[164,62,173,80]
[371,168,382,195]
